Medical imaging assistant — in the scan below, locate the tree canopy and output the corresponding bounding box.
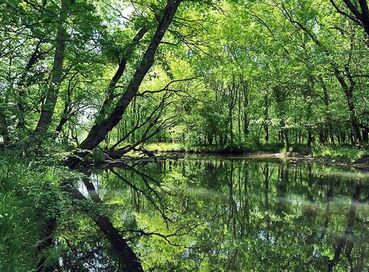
[1,0,369,271]
[1,0,369,154]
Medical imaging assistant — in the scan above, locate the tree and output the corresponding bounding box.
[330,0,369,37]
[34,0,70,136]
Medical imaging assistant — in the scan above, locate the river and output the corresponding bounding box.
[65,156,369,271]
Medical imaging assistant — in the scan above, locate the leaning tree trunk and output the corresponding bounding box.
[98,27,148,120]
[76,0,182,154]
[34,0,69,136]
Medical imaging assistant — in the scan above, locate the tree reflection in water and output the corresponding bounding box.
[58,158,369,271]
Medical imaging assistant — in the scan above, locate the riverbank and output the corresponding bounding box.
[143,142,369,170]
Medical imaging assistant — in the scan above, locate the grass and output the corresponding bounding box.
[312,145,369,163]
[144,142,369,163]
[0,154,65,271]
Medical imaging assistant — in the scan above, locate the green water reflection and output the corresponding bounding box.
[64,158,369,271]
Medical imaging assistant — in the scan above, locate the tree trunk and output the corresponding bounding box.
[334,0,369,37]
[344,87,362,145]
[98,27,148,120]
[334,68,362,145]
[76,0,182,155]
[243,81,249,137]
[320,78,335,144]
[0,110,10,145]
[34,0,69,136]
[307,129,313,148]
[263,92,269,143]
[237,88,242,141]
[17,40,43,130]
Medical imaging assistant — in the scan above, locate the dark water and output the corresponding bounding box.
[70,157,369,271]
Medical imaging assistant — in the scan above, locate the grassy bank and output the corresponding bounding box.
[144,142,369,163]
[0,153,70,271]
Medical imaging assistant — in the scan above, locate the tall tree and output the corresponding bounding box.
[34,0,70,136]
[77,0,182,153]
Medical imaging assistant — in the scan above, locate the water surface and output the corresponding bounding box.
[68,157,369,271]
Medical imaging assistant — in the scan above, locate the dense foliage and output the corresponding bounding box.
[1,0,369,152]
[1,0,369,271]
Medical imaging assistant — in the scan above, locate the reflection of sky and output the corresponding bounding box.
[78,173,107,201]
[77,178,89,198]
[258,229,272,242]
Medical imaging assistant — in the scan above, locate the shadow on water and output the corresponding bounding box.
[60,157,369,271]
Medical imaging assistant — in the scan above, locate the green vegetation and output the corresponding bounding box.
[145,142,369,163]
[1,0,369,271]
[312,145,369,162]
[2,0,369,155]
[0,154,63,271]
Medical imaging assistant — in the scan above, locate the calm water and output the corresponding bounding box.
[70,157,369,271]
